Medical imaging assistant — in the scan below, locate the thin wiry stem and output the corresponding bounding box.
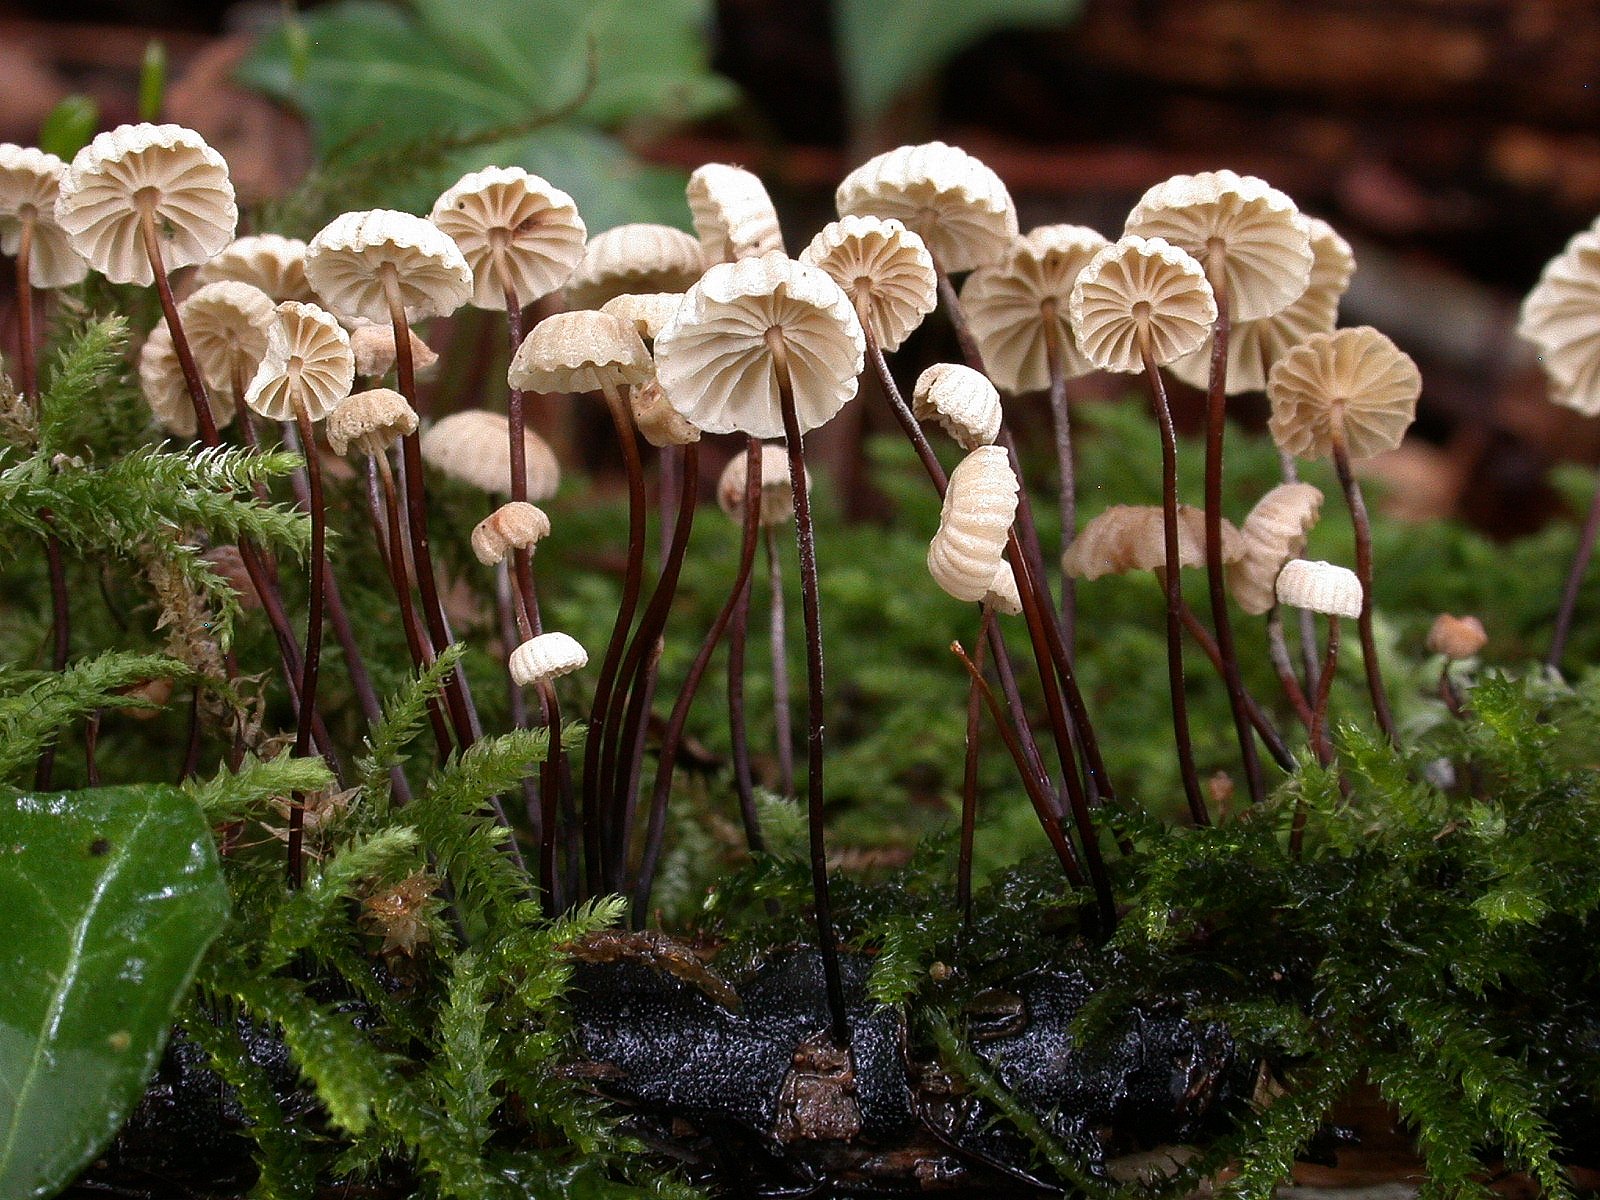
[536,679,564,915]
[1042,303,1077,651]
[500,268,542,642]
[1266,606,1318,734]
[958,606,994,923]
[728,565,760,843]
[1329,424,1396,742]
[1291,615,1341,857]
[1176,602,1296,773]
[1549,466,1600,670]
[285,397,328,887]
[1275,445,1323,692]
[765,525,795,797]
[495,561,544,849]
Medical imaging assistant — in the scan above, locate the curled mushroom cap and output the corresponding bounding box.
[420,409,560,500]
[687,163,785,263]
[717,443,805,526]
[430,166,586,310]
[0,144,88,288]
[983,561,1024,616]
[325,387,418,457]
[962,224,1109,393]
[180,280,276,392]
[1123,170,1312,322]
[243,301,355,423]
[193,234,314,302]
[563,223,707,310]
[601,292,683,343]
[912,362,1001,450]
[630,378,701,447]
[56,124,236,286]
[927,445,1019,604]
[1227,482,1325,615]
[305,209,473,324]
[471,501,551,565]
[799,214,936,352]
[1427,613,1488,660]
[836,142,1018,274]
[507,310,654,395]
[347,320,440,380]
[509,631,587,687]
[1069,235,1217,373]
[1063,504,1242,580]
[1169,216,1354,394]
[140,320,234,436]
[1275,558,1362,619]
[1267,326,1421,461]
[654,252,865,440]
[1518,228,1600,416]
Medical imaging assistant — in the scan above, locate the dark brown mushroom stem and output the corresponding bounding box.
[1327,422,1396,742]
[498,267,541,637]
[1266,607,1319,735]
[1273,443,1323,691]
[765,525,796,797]
[534,677,564,915]
[1176,602,1296,773]
[1200,244,1267,804]
[1290,614,1341,857]
[958,606,994,924]
[633,436,764,922]
[1041,300,1077,648]
[285,396,328,887]
[1140,339,1210,825]
[495,563,545,849]
[1548,475,1600,670]
[727,566,761,845]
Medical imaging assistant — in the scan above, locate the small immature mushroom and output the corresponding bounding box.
[140,320,234,436]
[421,410,560,500]
[835,141,1017,274]
[325,387,418,457]
[304,209,473,325]
[687,163,785,263]
[912,362,1001,451]
[602,293,683,344]
[564,223,707,310]
[509,630,588,687]
[927,445,1020,604]
[430,165,586,310]
[508,628,587,910]
[180,280,275,397]
[0,144,88,288]
[243,301,355,423]
[1228,482,1325,616]
[1428,613,1488,660]
[348,321,440,381]
[507,310,653,395]
[630,378,701,447]
[800,214,936,352]
[1069,235,1217,373]
[718,443,803,526]
[471,501,551,566]
[193,233,314,302]
[1277,558,1362,618]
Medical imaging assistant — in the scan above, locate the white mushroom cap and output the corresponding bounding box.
[1519,227,1600,416]
[347,320,440,380]
[717,443,805,526]
[1063,504,1242,580]
[193,233,314,303]
[140,320,233,436]
[55,123,237,286]
[305,209,473,324]
[836,141,1018,273]
[687,163,785,263]
[927,445,1019,603]
[912,362,1001,450]
[1070,235,1217,373]
[961,224,1109,393]
[509,631,587,686]
[983,561,1024,616]
[180,280,276,392]
[243,301,355,423]
[325,387,418,457]
[1227,482,1325,615]
[1275,558,1362,619]
[654,252,865,440]
[0,144,88,288]
[601,292,683,343]
[630,378,701,447]
[471,501,551,565]
[420,409,560,500]
[563,223,707,310]
[1267,326,1421,461]
[507,310,654,395]
[430,166,586,310]
[1123,169,1313,322]
[799,214,936,352]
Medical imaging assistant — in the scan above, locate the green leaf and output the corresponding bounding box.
[37,96,97,160]
[834,0,1078,120]
[0,785,229,1199]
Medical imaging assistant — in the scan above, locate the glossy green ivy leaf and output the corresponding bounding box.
[0,786,229,1200]
[834,0,1079,121]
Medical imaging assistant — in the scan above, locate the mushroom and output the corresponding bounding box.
[1277,558,1364,815]
[193,233,314,303]
[912,363,1001,451]
[140,319,234,437]
[718,443,804,527]
[347,321,441,383]
[601,293,684,344]
[0,143,88,290]
[1427,612,1488,715]
[420,410,560,501]
[507,629,588,910]
[325,387,418,459]
[629,378,701,448]
[687,163,785,263]
[471,502,551,568]
[563,223,706,310]
[1229,482,1326,618]
[800,214,936,353]
[180,280,276,420]
[430,165,586,311]
[927,445,1019,604]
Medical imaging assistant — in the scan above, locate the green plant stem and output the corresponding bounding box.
[1329,424,1396,743]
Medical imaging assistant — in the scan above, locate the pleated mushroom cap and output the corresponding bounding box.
[563,223,706,310]
[1267,326,1420,461]
[1519,227,1600,416]
[1063,504,1242,580]
[835,141,1017,274]
[325,387,418,457]
[347,321,440,380]
[140,320,233,436]
[305,209,472,324]
[0,144,88,288]
[507,310,653,395]
[1275,558,1362,619]
[243,301,355,423]
[1227,482,1325,615]
[509,631,587,687]
[799,215,935,352]
[687,163,785,263]
[927,445,1019,604]
[420,409,560,500]
[601,292,683,344]
[193,234,314,302]
[1123,169,1312,322]
[654,252,865,440]
[630,378,701,447]
[912,362,1001,450]
[471,501,551,565]
[961,224,1109,392]
[983,561,1024,616]
[430,166,586,310]
[1169,216,1354,393]
[717,443,804,526]
[180,280,276,392]
[1070,236,1217,373]
[55,123,237,286]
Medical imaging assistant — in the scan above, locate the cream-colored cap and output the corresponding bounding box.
[563,223,706,310]
[509,631,587,686]
[305,208,473,324]
[1227,482,1325,615]
[799,214,936,352]
[431,166,586,309]
[180,280,275,393]
[1275,558,1362,618]
[1267,326,1420,461]
[717,443,804,527]
[471,501,551,565]
[1063,504,1242,580]
[243,300,355,423]
[687,163,785,263]
[507,310,653,395]
[927,445,1019,603]
[1069,236,1217,373]
[193,233,314,303]
[0,144,88,288]
[912,362,1001,450]
[420,409,560,500]
[325,387,418,457]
